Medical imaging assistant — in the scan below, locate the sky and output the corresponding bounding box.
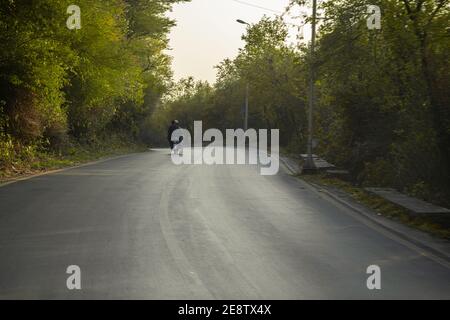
[166,0,309,84]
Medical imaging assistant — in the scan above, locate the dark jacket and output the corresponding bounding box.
[168,123,179,142]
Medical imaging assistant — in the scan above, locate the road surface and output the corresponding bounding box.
[0,149,449,299]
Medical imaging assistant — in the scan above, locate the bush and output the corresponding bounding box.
[0,133,38,171]
[0,133,15,169]
[359,159,395,187]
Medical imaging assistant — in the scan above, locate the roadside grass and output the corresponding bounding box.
[299,174,450,240]
[0,142,148,183]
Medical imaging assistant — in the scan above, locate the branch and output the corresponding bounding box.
[401,0,412,15]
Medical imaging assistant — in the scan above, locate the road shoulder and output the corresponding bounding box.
[0,152,145,188]
[280,155,450,267]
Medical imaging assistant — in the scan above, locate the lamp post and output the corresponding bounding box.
[302,0,317,173]
[237,19,250,131]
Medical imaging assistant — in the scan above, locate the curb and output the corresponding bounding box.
[279,157,450,269]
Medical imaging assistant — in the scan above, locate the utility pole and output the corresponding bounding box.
[237,19,251,131]
[302,0,317,173]
[244,82,249,131]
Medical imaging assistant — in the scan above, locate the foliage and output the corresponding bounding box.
[0,0,189,170]
[315,0,450,205]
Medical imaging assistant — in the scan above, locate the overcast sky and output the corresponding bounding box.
[166,0,309,84]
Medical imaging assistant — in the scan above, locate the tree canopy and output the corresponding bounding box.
[0,0,189,148]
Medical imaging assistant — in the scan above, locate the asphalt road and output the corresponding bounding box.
[0,149,449,299]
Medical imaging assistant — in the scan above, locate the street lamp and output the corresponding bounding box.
[302,0,318,173]
[236,19,250,131]
[236,19,249,26]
